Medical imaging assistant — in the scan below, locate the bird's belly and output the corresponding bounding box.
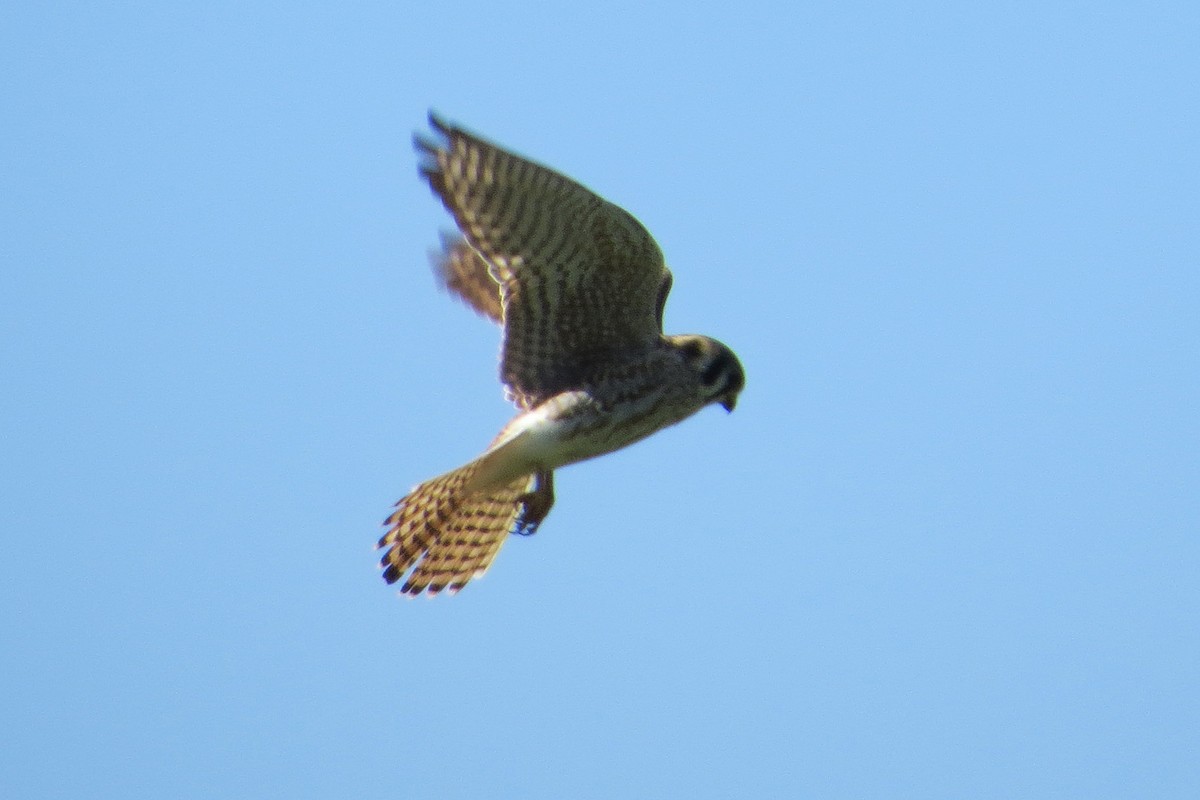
[535,390,698,469]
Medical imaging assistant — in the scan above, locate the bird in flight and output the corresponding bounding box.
[379,113,745,596]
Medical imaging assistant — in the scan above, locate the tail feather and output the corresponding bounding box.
[378,461,534,596]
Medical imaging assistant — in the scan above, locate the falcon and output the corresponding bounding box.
[379,113,745,596]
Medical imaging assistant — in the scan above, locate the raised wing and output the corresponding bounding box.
[416,113,673,406]
[433,234,504,325]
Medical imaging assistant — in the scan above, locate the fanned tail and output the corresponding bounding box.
[378,462,534,597]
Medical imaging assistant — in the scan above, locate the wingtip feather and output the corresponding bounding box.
[427,110,451,136]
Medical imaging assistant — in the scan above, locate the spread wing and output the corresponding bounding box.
[432,233,504,325]
[416,113,673,406]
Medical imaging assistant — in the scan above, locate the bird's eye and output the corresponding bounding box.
[701,355,727,387]
[679,339,704,362]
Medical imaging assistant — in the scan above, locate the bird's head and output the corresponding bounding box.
[670,334,745,413]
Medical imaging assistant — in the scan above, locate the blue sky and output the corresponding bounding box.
[3,1,1197,797]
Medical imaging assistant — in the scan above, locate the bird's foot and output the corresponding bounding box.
[514,470,555,536]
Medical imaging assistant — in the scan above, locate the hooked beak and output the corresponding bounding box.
[720,394,737,413]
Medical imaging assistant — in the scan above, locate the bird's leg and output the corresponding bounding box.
[514,469,555,536]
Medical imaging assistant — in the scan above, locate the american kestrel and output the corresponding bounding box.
[379,113,745,596]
